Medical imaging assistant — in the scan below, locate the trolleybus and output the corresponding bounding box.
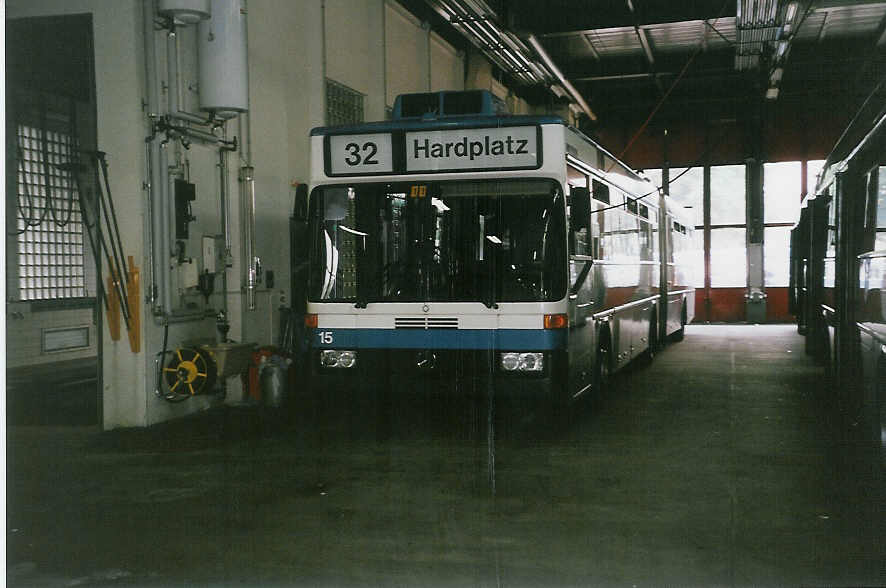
[790,80,886,461]
[303,90,694,413]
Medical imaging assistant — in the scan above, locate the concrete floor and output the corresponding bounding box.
[6,325,885,586]
[7,357,99,426]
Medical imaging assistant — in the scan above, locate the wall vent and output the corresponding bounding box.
[42,326,90,352]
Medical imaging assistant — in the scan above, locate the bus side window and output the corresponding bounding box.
[592,179,610,204]
[640,219,654,261]
[873,166,886,250]
[568,165,591,255]
[666,217,675,263]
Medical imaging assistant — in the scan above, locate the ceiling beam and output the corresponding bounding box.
[573,72,670,82]
[580,32,601,60]
[526,35,597,121]
[876,11,886,46]
[637,26,655,65]
[560,49,735,79]
[509,0,736,34]
[627,0,665,95]
[812,0,886,12]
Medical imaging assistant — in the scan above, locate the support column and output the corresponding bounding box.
[746,158,766,322]
[660,128,670,341]
[703,165,712,322]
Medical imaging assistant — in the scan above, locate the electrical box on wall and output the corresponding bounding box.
[174,180,197,239]
[202,235,225,274]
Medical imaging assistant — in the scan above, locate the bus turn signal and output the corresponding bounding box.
[544,313,568,329]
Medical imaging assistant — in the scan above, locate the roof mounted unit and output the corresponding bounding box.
[392,90,509,120]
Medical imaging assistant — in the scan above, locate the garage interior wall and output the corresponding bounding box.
[3,0,480,429]
[5,15,100,372]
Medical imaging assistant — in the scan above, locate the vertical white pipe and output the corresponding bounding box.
[143,0,163,313]
[144,141,157,310]
[241,165,257,310]
[166,29,179,115]
[160,143,172,314]
[218,146,230,257]
[218,143,230,316]
[143,0,160,119]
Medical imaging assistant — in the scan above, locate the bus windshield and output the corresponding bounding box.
[308,178,566,304]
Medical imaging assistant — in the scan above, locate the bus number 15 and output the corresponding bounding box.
[318,331,334,344]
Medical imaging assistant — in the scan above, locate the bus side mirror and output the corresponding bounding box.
[570,186,590,231]
[293,183,309,222]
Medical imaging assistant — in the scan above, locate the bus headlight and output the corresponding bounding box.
[500,352,544,373]
[320,350,357,369]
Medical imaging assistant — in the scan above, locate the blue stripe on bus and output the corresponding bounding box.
[309,328,566,350]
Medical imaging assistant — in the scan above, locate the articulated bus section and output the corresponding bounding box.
[302,90,694,412]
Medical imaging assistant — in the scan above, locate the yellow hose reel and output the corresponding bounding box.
[162,347,217,398]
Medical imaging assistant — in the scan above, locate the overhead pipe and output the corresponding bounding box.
[526,35,597,122]
[157,117,236,149]
[435,0,537,84]
[429,0,597,100]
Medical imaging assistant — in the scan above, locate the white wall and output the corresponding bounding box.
[385,1,429,106]
[4,0,481,429]
[324,0,385,121]
[384,2,465,108]
[5,304,96,368]
[430,32,463,93]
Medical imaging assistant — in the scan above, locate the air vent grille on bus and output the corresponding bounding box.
[392,90,508,120]
[394,317,459,329]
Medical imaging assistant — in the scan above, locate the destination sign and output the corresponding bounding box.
[328,133,394,175]
[405,127,539,172]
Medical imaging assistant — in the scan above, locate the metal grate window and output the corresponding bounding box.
[15,124,88,300]
[325,79,364,126]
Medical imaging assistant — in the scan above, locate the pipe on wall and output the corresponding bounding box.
[160,141,173,315]
[218,136,230,316]
[144,141,157,311]
[143,0,161,120]
[240,165,258,311]
[144,0,164,315]
[144,0,244,320]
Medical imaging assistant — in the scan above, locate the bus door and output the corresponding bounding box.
[567,182,594,394]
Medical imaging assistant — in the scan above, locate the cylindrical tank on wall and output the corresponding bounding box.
[197,0,248,119]
[159,0,211,25]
